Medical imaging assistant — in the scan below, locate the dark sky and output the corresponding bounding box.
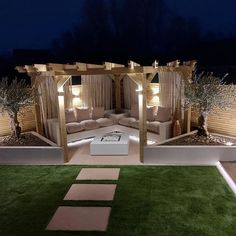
[0,0,235,54]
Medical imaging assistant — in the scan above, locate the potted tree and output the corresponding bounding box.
[184,72,236,137]
[0,77,34,139]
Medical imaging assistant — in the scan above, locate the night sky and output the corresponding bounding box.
[0,0,235,54]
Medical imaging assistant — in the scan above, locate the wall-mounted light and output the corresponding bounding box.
[136,86,143,95]
[152,87,160,96]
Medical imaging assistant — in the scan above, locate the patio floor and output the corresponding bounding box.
[68,138,140,165]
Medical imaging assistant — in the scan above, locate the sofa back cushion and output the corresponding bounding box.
[92,107,104,119]
[155,106,171,122]
[130,104,139,119]
[75,107,91,122]
[65,108,76,123]
[147,106,157,121]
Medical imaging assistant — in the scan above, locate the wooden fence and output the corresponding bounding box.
[0,107,36,137]
[191,87,236,138]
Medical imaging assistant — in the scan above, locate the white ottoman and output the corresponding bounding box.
[90,133,129,156]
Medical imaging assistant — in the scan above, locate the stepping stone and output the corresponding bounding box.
[64,184,117,201]
[76,168,120,180]
[46,206,111,231]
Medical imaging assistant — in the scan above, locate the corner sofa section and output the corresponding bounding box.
[47,106,173,146]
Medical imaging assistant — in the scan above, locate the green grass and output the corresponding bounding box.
[0,165,236,236]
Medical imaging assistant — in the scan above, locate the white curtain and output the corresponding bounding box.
[158,71,182,115]
[37,76,58,137]
[63,77,73,109]
[123,75,138,109]
[81,75,113,110]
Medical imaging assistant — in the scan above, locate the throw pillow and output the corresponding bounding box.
[92,107,104,119]
[65,108,76,123]
[75,107,91,122]
[155,106,171,122]
[146,106,157,121]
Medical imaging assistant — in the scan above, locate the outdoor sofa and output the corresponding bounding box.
[47,105,172,145]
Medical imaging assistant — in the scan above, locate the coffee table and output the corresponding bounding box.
[90,132,129,156]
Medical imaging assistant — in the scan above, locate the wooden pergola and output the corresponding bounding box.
[16,60,196,163]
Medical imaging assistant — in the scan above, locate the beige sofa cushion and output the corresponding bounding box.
[66,122,84,134]
[119,117,136,127]
[96,118,113,127]
[75,107,91,122]
[130,120,140,129]
[147,106,157,121]
[155,106,171,122]
[65,108,76,123]
[147,121,160,134]
[92,107,104,119]
[80,119,100,130]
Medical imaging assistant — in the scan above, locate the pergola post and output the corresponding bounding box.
[184,107,191,133]
[31,76,44,135]
[114,75,122,113]
[56,76,70,163]
[138,74,147,163]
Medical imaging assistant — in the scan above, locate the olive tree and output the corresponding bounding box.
[184,72,236,136]
[0,77,35,139]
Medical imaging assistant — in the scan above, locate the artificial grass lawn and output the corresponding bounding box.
[0,166,236,236]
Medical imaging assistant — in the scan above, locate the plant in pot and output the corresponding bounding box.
[0,77,35,139]
[184,72,236,138]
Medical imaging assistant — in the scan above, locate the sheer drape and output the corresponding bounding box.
[81,75,113,110]
[63,77,73,109]
[123,75,138,109]
[158,71,182,115]
[37,76,58,137]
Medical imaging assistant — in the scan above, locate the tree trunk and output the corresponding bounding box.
[198,110,209,136]
[9,112,21,139]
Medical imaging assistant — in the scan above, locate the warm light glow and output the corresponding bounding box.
[225,141,233,146]
[136,85,143,94]
[152,86,160,95]
[73,97,82,107]
[150,96,159,105]
[72,91,80,96]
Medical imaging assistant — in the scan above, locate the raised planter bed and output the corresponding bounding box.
[0,132,63,164]
[144,131,236,165]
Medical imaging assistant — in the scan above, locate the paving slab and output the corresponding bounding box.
[76,168,120,180]
[46,206,111,231]
[64,184,117,201]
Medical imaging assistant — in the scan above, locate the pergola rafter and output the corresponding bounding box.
[16,60,196,163]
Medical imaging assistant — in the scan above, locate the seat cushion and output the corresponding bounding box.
[130,120,140,129]
[66,122,84,134]
[119,117,136,127]
[80,119,100,130]
[96,118,113,127]
[147,121,160,134]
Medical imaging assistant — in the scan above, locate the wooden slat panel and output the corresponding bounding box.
[0,106,36,137]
